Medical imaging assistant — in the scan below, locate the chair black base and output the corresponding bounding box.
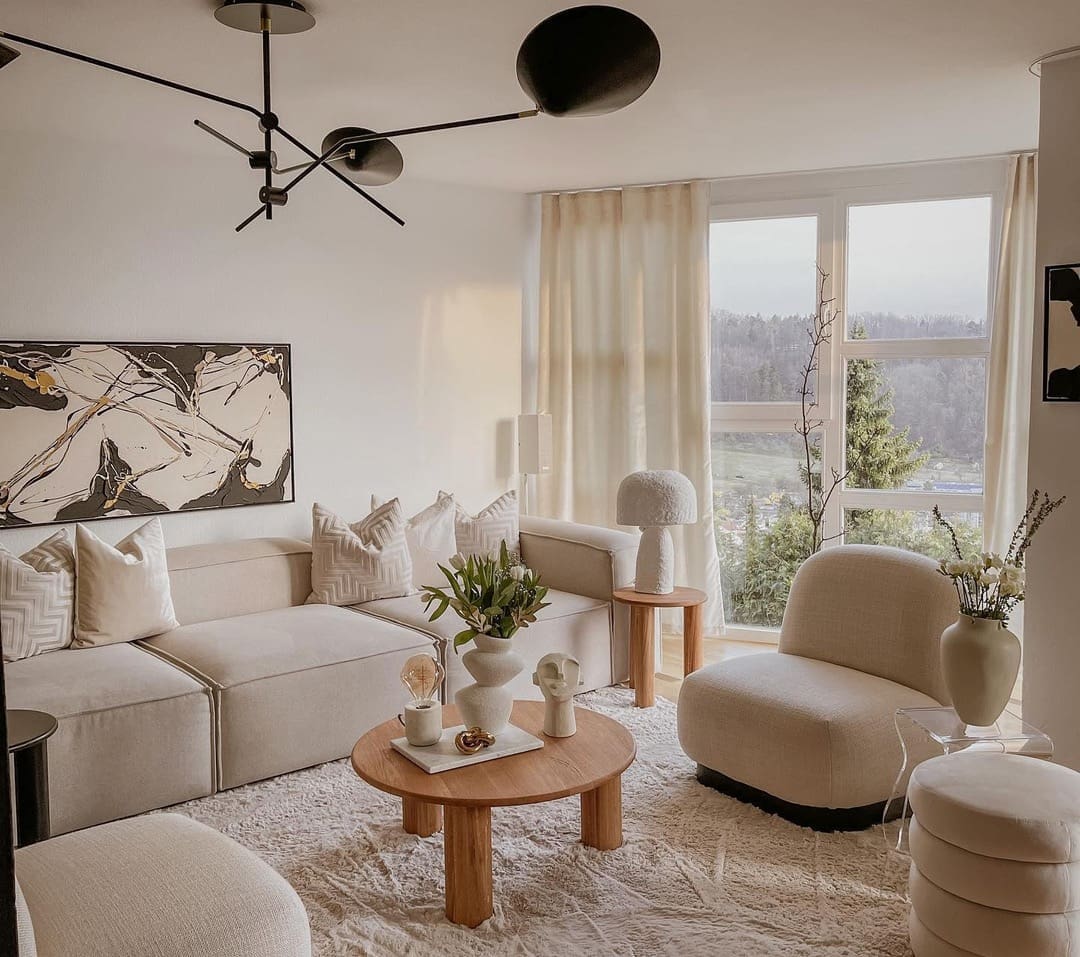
[696,764,903,833]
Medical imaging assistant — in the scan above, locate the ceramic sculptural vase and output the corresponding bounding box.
[940,614,1022,727]
[455,634,524,735]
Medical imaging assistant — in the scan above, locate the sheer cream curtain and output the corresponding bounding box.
[985,153,1037,652]
[985,152,1037,556]
[535,180,724,633]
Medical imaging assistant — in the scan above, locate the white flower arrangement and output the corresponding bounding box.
[933,490,1064,622]
[420,541,550,651]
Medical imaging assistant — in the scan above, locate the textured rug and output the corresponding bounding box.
[166,689,913,956]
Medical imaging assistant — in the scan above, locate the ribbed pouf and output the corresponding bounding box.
[907,752,1080,957]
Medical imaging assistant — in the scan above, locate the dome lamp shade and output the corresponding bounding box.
[617,470,697,595]
[516,5,661,117]
[320,128,404,187]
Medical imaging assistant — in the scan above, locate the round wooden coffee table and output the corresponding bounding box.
[351,700,636,927]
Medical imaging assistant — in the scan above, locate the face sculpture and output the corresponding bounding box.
[533,653,582,701]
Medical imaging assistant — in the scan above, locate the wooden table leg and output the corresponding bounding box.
[402,796,442,837]
[581,776,623,850]
[444,804,492,927]
[683,602,704,677]
[630,605,655,708]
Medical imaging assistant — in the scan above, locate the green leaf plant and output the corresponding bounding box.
[420,540,551,652]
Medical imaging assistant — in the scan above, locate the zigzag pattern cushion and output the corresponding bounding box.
[308,499,413,606]
[439,490,520,559]
[1,529,76,661]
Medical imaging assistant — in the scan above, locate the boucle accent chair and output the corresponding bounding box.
[15,814,311,956]
[678,544,958,831]
[907,752,1080,957]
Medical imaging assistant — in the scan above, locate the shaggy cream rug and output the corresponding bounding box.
[167,689,913,956]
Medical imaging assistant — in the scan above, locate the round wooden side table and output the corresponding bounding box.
[351,701,636,928]
[612,586,707,708]
[7,709,58,846]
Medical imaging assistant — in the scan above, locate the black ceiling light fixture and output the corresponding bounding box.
[0,2,660,233]
[0,40,19,69]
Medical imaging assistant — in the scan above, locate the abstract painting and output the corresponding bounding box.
[1044,264,1080,401]
[0,342,293,527]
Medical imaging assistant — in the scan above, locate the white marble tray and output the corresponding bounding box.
[390,723,544,774]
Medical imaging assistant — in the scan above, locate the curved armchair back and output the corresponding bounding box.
[778,545,958,703]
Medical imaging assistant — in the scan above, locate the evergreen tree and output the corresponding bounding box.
[844,324,928,489]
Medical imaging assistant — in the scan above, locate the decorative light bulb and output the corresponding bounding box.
[400,654,444,706]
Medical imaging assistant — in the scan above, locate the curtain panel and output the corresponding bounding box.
[536,180,724,632]
[985,152,1037,556]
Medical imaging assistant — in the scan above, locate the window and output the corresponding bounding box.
[709,166,1002,639]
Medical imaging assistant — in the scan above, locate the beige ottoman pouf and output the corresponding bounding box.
[907,752,1080,957]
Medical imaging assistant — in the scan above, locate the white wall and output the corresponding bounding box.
[0,128,528,554]
[1024,55,1080,769]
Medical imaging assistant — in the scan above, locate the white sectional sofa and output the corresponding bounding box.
[5,515,638,836]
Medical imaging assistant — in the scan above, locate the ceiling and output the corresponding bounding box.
[0,0,1073,194]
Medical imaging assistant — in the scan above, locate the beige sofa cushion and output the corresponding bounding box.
[4,643,213,835]
[168,537,311,626]
[354,588,613,700]
[910,862,1080,956]
[143,604,433,788]
[909,752,1080,864]
[677,653,940,809]
[74,519,179,646]
[1,529,74,661]
[16,814,311,957]
[910,816,1080,914]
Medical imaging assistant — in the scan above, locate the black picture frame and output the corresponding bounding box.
[0,340,296,529]
[1043,264,1080,402]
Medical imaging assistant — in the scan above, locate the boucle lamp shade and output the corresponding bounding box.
[617,470,697,594]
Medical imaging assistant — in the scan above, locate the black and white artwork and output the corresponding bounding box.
[1044,264,1080,401]
[0,342,294,527]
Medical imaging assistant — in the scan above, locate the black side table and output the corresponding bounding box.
[7,709,58,846]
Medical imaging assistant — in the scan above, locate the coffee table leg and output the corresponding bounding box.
[402,796,442,837]
[444,804,492,927]
[581,776,623,851]
[683,603,703,676]
[630,606,655,708]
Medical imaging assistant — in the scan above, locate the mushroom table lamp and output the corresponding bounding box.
[616,470,697,595]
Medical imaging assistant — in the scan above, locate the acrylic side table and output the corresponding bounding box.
[882,706,1053,850]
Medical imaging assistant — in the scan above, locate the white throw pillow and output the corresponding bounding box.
[308,500,412,606]
[439,490,520,559]
[371,494,457,593]
[0,530,75,661]
[74,518,179,647]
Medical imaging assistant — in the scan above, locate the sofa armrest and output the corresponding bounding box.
[519,516,639,602]
[519,517,639,685]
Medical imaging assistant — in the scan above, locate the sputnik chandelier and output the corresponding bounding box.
[0,2,660,232]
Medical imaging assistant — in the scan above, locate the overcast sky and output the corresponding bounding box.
[709,197,992,320]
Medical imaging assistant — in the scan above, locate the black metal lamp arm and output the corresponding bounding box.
[0,30,261,117]
[234,107,540,231]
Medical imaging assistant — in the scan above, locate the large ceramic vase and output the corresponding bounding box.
[455,634,524,735]
[940,614,1021,727]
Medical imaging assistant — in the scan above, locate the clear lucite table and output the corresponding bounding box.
[882,706,1054,851]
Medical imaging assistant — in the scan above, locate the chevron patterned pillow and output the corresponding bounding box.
[308,499,413,606]
[1,529,76,661]
[439,490,520,560]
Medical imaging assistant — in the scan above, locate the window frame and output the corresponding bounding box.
[709,158,1008,643]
